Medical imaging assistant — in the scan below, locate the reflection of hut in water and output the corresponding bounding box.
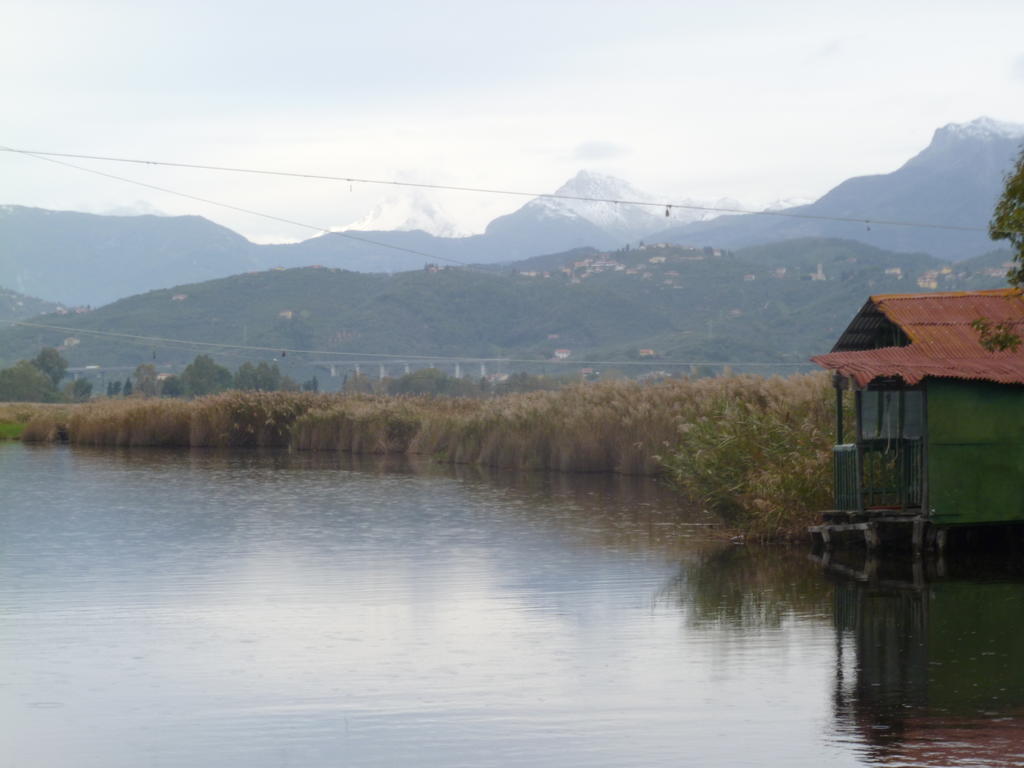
[830,561,1024,765]
[810,290,1024,553]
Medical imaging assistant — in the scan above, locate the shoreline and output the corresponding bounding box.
[6,373,833,539]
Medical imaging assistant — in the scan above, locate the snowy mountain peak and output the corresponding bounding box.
[553,170,654,202]
[524,170,662,238]
[938,116,1024,141]
[342,190,471,238]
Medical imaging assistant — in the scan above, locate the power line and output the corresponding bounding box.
[0,145,994,234]
[1,148,483,270]
[10,321,816,368]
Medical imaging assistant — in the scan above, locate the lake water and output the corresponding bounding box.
[2,443,1023,767]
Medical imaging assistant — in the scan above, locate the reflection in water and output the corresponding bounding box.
[828,554,1024,766]
[664,545,833,629]
[8,443,1024,767]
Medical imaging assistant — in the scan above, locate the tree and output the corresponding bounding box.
[990,146,1024,288]
[0,361,60,402]
[64,378,93,402]
[978,146,1024,351]
[133,364,158,397]
[387,368,478,397]
[122,378,133,397]
[180,354,233,397]
[160,375,184,398]
[31,348,68,389]
[235,361,285,391]
[302,375,319,392]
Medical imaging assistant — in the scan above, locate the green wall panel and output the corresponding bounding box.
[927,379,1024,444]
[928,444,1024,524]
[926,379,1024,524]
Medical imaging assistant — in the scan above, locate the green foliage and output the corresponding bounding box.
[2,239,1011,373]
[133,363,158,397]
[387,368,479,397]
[122,378,133,397]
[0,360,60,402]
[657,374,835,538]
[490,372,568,394]
[235,361,288,392]
[0,286,60,322]
[0,421,25,439]
[180,354,232,397]
[970,151,1024,352]
[159,375,183,398]
[990,147,1024,288]
[63,377,93,402]
[32,347,68,388]
[970,317,1023,353]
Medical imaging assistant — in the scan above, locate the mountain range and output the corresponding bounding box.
[0,238,1011,381]
[654,117,1024,260]
[1,116,1021,308]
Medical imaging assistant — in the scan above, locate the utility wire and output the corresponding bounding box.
[1,148,482,269]
[10,321,816,368]
[0,146,994,234]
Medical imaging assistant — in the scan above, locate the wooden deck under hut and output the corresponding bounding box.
[809,289,1024,554]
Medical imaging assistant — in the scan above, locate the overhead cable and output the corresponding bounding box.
[0,145,994,233]
[0,148,481,269]
[10,321,816,368]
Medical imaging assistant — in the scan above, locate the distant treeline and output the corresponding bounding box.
[0,348,587,404]
[17,374,836,539]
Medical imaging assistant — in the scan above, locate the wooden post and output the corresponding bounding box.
[912,518,925,556]
[864,522,879,551]
[833,373,845,444]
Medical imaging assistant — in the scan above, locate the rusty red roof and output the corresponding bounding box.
[812,289,1024,386]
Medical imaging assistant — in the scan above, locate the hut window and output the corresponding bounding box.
[902,391,923,439]
[862,391,896,439]
[860,390,923,440]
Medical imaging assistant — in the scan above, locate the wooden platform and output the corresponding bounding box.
[809,511,947,555]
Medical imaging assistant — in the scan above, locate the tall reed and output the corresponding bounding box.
[655,374,834,538]
[16,373,838,539]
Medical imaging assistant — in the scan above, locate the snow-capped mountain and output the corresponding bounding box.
[343,189,470,238]
[520,170,664,241]
[939,116,1024,142]
[342,170,763,248]
[762,197,814,212]
[655,115,1024,260]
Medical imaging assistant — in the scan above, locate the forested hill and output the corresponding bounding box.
[0,238,1011,373]
[0,286,60,323]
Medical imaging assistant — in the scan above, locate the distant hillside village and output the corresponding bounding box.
[500,243,1015,290]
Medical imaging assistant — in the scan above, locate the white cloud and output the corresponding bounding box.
[571,141,631,162]
[3,0,1024,241]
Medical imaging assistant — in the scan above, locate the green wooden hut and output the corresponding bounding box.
[810,289,1024,550]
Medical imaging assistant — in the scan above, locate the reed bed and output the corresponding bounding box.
[2,402,73,441]
[21,391,331,448]
[656,373,835,539]
[17,373,837,538]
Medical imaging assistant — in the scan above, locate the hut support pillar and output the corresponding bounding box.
[911,518,926,556]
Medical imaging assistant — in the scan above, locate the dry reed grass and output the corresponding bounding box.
[4,402,73,441]
[15,374,837,538]
[656,373,835,539]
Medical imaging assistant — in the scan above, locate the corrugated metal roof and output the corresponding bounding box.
[813,289,1024,386]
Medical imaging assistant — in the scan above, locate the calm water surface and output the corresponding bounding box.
[2,443,1022,767]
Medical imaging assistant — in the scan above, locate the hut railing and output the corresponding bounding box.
[833,444,860,511]
[833,438,923,513]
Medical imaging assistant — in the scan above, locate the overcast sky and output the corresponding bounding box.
[3,0,1024,242]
